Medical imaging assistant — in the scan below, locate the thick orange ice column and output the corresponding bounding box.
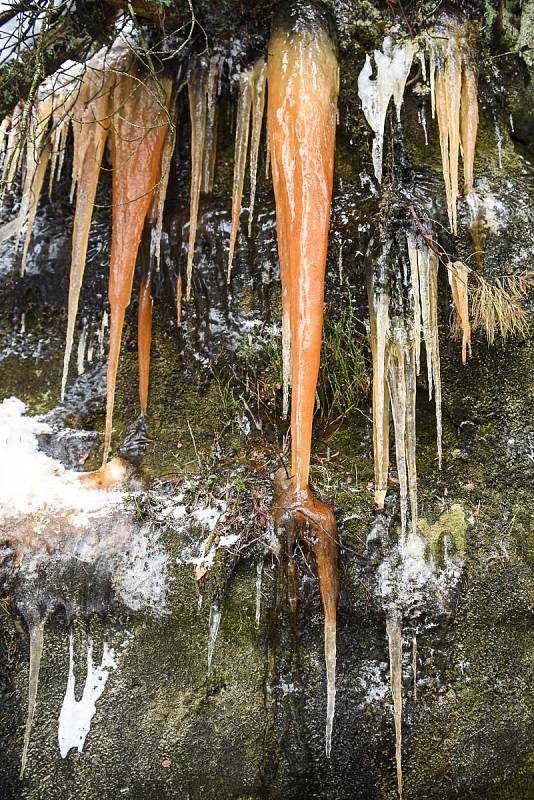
[103,72,169,463]
[268,0,339,757]
[268,1,338,493]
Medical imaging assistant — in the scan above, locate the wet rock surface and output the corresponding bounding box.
[0,2,534,799]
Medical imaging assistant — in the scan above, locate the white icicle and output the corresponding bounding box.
[357,37,414,182]
[255,559,263,628]
[207,597,221,676]
[58,631,117,758]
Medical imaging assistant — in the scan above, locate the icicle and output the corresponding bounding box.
[427,19,479,232]
[367,271,391,508]
[227,68,253,282]
[176,272,183,327]
[420,103,429,146]
[324,617,336,757]
[138,80,174,416]
[448,260,471,365]
[407,234,442,469]
[20,615,46,778]
[98,311,108,358]
[17,90,55,274]
[102,71,170,463]
[207,596,221,676]
[61,65,113,399]
[269,1,339,757]
[76,324,88,375]
[248,58,267,237]
[461,60,478,193]
[255,559,263,628]
[388,322,418,543]
[494,111,503,170]
[412,632,417,704]
[357,38,414,183]
[186,59,208,300]
[386,614,403,800]
[58,631,117,758]
[202,55,220,194]
[2,102,22,196]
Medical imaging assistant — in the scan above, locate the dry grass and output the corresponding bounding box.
[451,269,532,346]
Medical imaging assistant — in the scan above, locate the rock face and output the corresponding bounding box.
[0,2,533,800]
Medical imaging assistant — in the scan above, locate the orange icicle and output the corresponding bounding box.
[268,0,339,757]
[61,66,113,398]
[137,82,174,415]
[103,72,169,463]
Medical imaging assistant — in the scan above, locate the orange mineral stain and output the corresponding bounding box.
[268,0,339,756]
[103,71,169,463]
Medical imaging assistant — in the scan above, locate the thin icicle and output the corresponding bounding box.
[412,632,417,704]
[408,234,442,469]
[448,260,471,365]
[248,58,267,237]
[2,103,22,197]
[367,271,390,507]
[227,67,253,282]
[324,617,336,758]
[148,83,176,270]
[17,90,55,274]
[388,322,418,543]
[20,616,46,778]
[255,559,263,628]
[186,58,208,300]
[207,596,221,676]
[77,324,88,375]
[357,37,414,183]
[386,614,403,800]
[202,55,220,194]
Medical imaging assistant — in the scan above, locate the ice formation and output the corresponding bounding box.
[58,633,117,758]
[424,18,479,232]
[357,37,414,183]
[268,0,339,757]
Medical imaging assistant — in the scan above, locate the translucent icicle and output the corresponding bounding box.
[386,614,403,800]
[186,59,208,300]
[77,324,87,375]
[227,68,253,282]
[357,38,414,183]
[103,72,169,463]
[408,235,442,469]
[255,559,263,628]
[17,92,54,274]
[324,617,336,758]
[61,66,112,400]
[202,55,220,194]
[2,102,22,195]
[207,596,221,676]
[448,260,471,365]
[388,323,418,542]
[367,273,390,507]
[412,633,417,704]
[248,57,267,236]
[20,616,46,778]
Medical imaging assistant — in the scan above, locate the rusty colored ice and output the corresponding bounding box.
[103,72,169,463]
[268,0,339,756]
